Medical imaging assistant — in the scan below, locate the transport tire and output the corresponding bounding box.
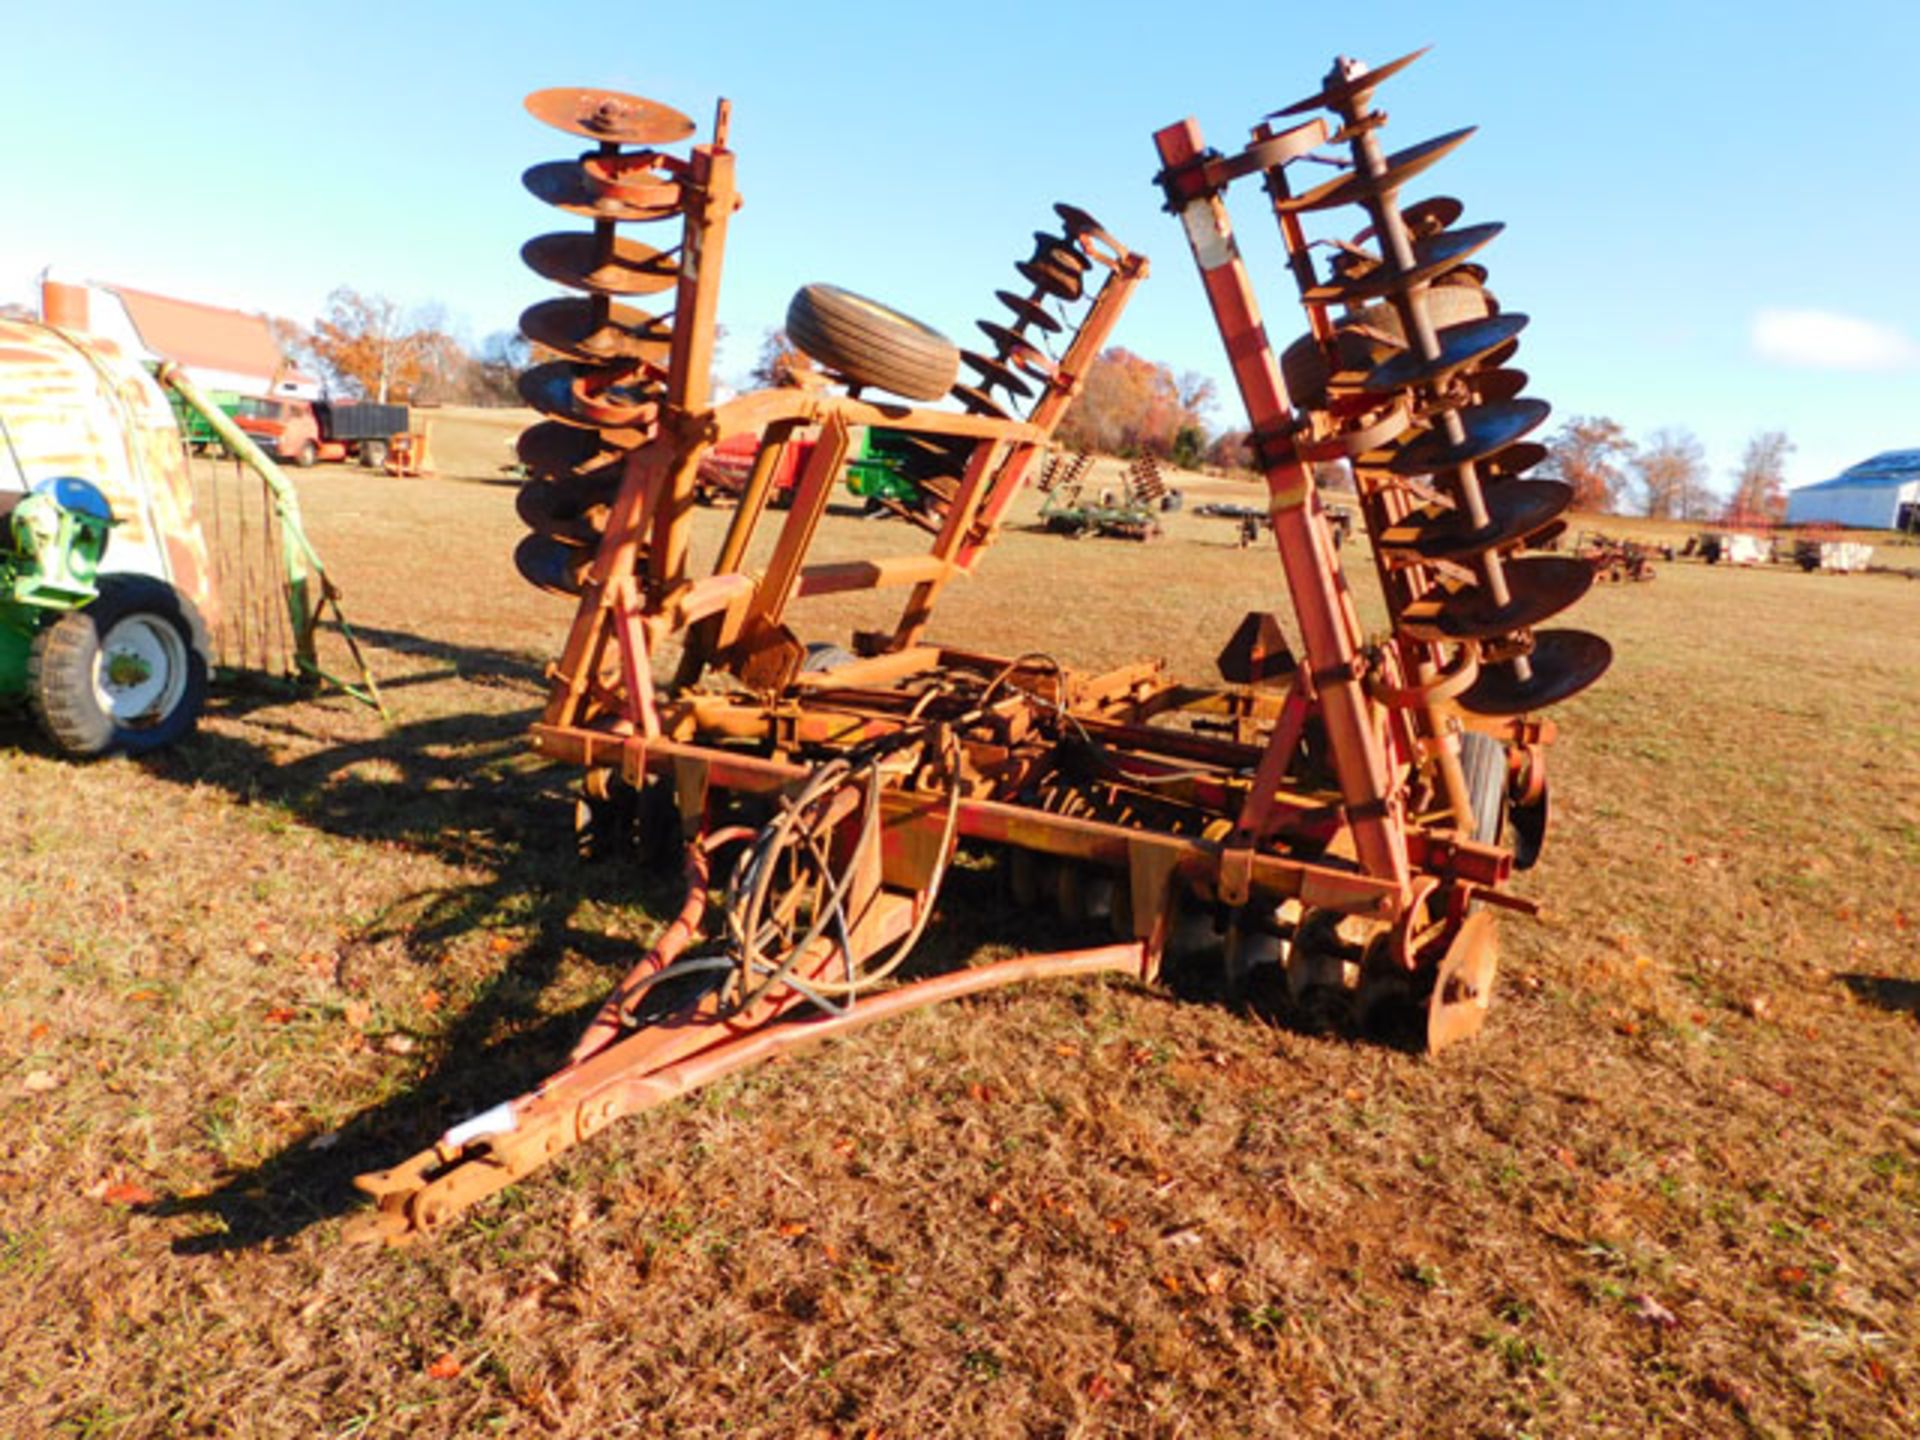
[785,284,960,402]
[27,574,210,758]
[361,439,390,470]
[296,441,318,468]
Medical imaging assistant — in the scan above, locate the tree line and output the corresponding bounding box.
[273,287,528,407]
[1540,418,1792,524]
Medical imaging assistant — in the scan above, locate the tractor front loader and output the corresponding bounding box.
[349,49,1608,1246]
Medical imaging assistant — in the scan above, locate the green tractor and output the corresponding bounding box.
[0,475,209,757]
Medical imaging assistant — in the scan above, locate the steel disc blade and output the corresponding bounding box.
[1053,202,1120,253]
[1464,368,1528,405]
[1352,196,1465,246]
[1269,46,1430,117]
[1015,258,1082,303]
[1378,479,1574,562]
[1310,221,1504,305]
[1482,440,1548,478]
[524,87,694,145]
[519,297,673,364]
[523,161,671,223]
[976,320,1056,376]
[516,478,607,547]
[517,360,661,430]
[521,232,679,295]
[1365,313,1530,393]
[1282,129,1477,215]
[1400,556,1596,641]
[1457,629,1613,716]
[960,349,1034,399]
[517,421,643,478]
[1389,399,1551,475]
[1030,233,1091,273]
[514,532,592,596]
[994,289,1062,333]
[951,383,1014,420]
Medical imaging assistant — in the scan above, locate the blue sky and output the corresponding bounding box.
[4,1,1915,495]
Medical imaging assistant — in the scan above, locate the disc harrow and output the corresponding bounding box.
[512,87,728,596]
[344,52,1608,1248]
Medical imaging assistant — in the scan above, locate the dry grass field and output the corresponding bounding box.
[2,412,1917,1438]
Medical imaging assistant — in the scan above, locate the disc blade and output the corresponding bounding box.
[1351,196,1466,247]
[1482,440,1548,479]
[523,161,672,223]
[514,532,592,596]
[517,360,661,430]
[516,478,608,548]
[960,349,1035,399]
[1378,479,1574,563]
[951,383,1014,420]
[1365,313,1530,393]
[1015,258,1082,303]
[1456,629,1613,716]
[521,232,679,295]
[1281,129,1476,215]
[1269,47,1430,117]
[519,297,673,364]
[517,421,644,478]
[1308,220,1503,305]
[993,289,1062,334]
[524,87,694,145]
[1389,399,1551,476]
[1399,555,1596,641]
[1463,368,1528,405]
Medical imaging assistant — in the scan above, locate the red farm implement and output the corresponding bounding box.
[348,50,1608,1245]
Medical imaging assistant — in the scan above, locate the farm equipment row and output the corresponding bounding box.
[350,49,1609,1245]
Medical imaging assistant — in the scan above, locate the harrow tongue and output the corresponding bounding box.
[346,49,1611,1244]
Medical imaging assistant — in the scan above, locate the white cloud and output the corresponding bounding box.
[1750,308,1920,371]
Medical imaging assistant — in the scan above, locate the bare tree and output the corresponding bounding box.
[1727,430,1793,524]
[1632,428,1712,520]
[1541,415,1634,513]
[747,328,810,389]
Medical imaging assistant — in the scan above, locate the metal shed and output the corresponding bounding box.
[1785,450,1920,530]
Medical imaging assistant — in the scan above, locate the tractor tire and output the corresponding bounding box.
[361,439,390,470]
[1457,729,1507,846]
[785,284,960,402]
[1280,283,1496,412]
[28,574,210,758]
[296,441,318,468]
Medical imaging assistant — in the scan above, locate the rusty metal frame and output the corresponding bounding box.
[348,56,1600,1244]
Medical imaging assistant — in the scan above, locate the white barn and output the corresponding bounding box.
[1786,450,1920,531]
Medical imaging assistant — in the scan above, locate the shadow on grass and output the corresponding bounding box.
[139,629,690,1253]
[1839,973,1920,1021]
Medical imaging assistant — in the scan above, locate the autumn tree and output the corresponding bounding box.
[1541,415,1634,513]
[1632,427,1713,520]
[1057,348,1212,460]
[1204,429,1254,473]
[747,327,811,389]
[1727,429,1793,524]
[307,287,455,403]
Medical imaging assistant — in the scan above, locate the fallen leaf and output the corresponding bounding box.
[246,939,270,960]
[100,1181,155,1207]
[488,935,514,955]
[1744,994,1771,1020]
[1085,1374,1116,1402]
[343,999,372,1028]
[425,1353,461,1380]
[27,1022,49,1042]
[1200,1268,1228,1295]
[777,1220,810,1238]
[126,989,162,1004]
[1774,1265,1808,1287]
[22,1070,60,1093]
[1053,1042,1081,1058]
[831,1137,856,1157]
[1633,1294,1678,1329]
[1160,1273,1183,1294]
[420,989,443,1014]
[1105,1217,1130,1235]
[967,1082,995,1105]
[263,1006,297,1025]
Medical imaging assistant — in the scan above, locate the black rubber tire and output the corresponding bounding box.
[800,642,857,674]
[27,574,210,758]
[1281,284,1495,411]
[296,441,318,468]
[361,439,390,470]
[1457,730,1507,846]
[785,284,960,402]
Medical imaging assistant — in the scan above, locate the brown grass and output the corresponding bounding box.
[0,420,1916,1438]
